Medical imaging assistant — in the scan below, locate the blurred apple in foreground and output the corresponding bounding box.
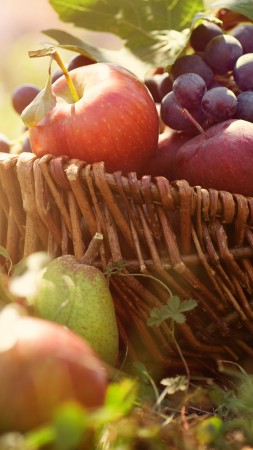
[25,63,159,174]
[0,305,107,433]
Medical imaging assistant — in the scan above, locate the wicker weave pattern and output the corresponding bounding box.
[1,152,253,374]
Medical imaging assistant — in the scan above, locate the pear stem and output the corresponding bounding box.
[53,51,80,103]
[80,233,104,265]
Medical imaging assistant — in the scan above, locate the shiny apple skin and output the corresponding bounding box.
[0,317,107,433]
[29,63,160,173]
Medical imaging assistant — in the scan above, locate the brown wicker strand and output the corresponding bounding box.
[172,180,193,255]
[39,155,72,233]
[233,193,249,246]
[65,160,98,237]
[33,159,62,248]
[67,191,85,260]
[0,155,26,237]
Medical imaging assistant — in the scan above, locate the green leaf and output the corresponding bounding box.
[49,0,204,34]
[53,402,85,450]
[203,0,253,20]
[105,378,137,416]
[177,298,198,313]
[46,0,204,78]
[190,11,223,29]
[43,28,189,79]
[21,61,56,127]
[86,379,137,427]
[195,416,223,445]
[25,426,56,449]
[147,295,197,327]
[104,259,126,278]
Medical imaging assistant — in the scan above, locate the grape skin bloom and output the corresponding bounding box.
[161,91,202,132]
[235,91,253,122]
[233,53,253,91]
[173,73,207,109]
[204,34,243,74]
[230,23,253,54]
[190,21,223,52]
[170,54,214,87]
[201,87,237,122]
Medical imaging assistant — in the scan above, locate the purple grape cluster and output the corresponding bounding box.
[145,20,253,133]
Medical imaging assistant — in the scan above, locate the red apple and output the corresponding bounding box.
[28,63,160,174]
[141,127,193,179]
[173,119,253,196]
[0,308,108,432]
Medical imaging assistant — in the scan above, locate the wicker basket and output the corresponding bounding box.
[1,151,253,377]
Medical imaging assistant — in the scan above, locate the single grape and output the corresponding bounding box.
[235,91,253,122]
[12,84,40,115]
[160,91,204,132]
[233,53,253,91]
[172,73,207,109]
[170,54,214,87]
[145,72,172,102]
[158,73,173,100]
[190,21,223,52]
[204,34,243,74]
[67,54,96,71]
[201,86,237,121]
[0,133,10,153]
[230,23,253,54]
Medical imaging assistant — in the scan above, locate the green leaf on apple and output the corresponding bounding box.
[21,62,56,127]
[45,0,204,78]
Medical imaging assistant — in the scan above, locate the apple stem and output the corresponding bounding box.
[180,108,207,138]
[53,51,80,103]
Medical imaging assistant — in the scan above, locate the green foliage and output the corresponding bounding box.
[104,259,126,278]
[44,0,204,78]
[147,295,197,327]
[49,0,204,36]
[44,0,253,78]
[26,378,138,450]
[195,416,223,445]
[53,402,87,450]
[204,0,253,19]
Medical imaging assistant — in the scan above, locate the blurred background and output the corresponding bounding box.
[0,0,120,142]
[0,0,73,140]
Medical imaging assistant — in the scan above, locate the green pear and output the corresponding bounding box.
[32,254,119,367]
